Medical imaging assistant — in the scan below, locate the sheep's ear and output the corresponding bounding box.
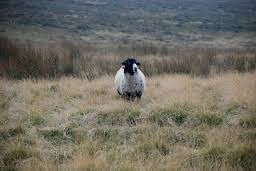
[136,62,140,66]
[122,61,127,66]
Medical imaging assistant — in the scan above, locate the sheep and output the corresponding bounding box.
[115,58,146,100]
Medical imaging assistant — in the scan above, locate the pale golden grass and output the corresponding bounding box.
[0,71,256,170]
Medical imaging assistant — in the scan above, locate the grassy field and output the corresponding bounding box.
[0,71,255,170]
[1,0,256,170]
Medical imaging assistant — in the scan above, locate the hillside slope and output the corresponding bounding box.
[0,0,256,47]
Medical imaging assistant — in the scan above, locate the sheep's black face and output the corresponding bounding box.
[122,58,140,76]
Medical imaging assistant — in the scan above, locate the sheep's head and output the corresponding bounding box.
[122,58,140,76]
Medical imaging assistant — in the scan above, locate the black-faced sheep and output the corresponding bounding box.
[115,58,146,100]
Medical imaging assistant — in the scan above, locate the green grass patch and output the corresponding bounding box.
[73,108,96,116]
[97,109,140,126]
[225,103,241,115]
[137,143,155,158]
[137,141,169,158]
[202,146,226,161]
[0,125,25,140]
[229,147,256,170]
[40,128,79,144]
[93,128,131,145]
[188,146,256,170]
[0,93,8,110]
[48,84,59,93]
[0,90,16,111]
[239,130,256,141]
[40,129,65,144]
[197,114,223,127]
[81,141,102,157]
[239,116,256,128]
[173,131,207,148]
[149,104,192,126]
[30,115,46,126]
[188,146,227,168]
[93,89,107,96]
[155,142,170,155]
[8,125,25,137]
[3,143,32,168]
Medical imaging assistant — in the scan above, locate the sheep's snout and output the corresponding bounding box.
[134,67,138,73]
[124,63,138,76]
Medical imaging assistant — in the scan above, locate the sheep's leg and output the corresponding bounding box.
[136,92,142,100]
[123,92,136,101]
[130,96,136,102]
[121,92,130,101]
[117,89,122,95]
[121,94,127,99]
[127,93,136,101]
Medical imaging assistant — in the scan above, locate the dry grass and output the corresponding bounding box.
[0,71,255,170]
[1,36,256,79]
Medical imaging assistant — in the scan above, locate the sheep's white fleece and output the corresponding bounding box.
[115,67,145,97]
